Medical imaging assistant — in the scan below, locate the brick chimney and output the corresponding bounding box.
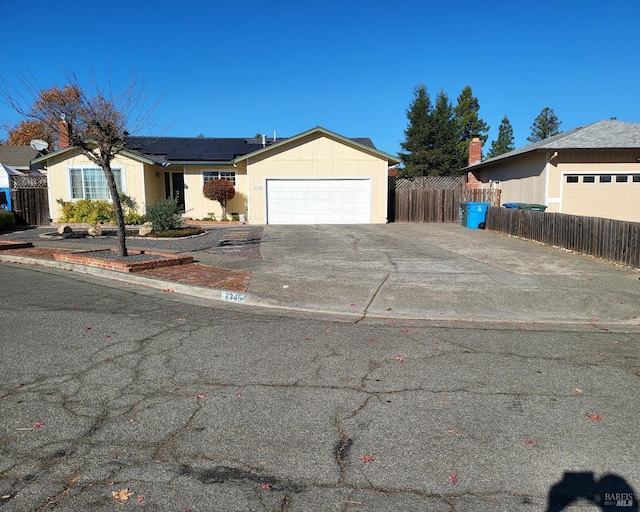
[57,119,70,149]
[468,136,482,166]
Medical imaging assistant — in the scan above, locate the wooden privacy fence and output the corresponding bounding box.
[393,188,465,222]
[389,176,501,223]
[10,175,50,226]
[486,207,640,269]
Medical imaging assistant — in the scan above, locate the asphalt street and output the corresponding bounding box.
[0,264,638,511]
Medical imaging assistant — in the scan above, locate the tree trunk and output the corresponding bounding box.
[102,161,127,257]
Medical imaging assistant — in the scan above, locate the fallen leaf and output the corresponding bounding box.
[395,356,406,362]
[524,438,536,446]
[236,392,243,398]
[517,327,526,331]
[196,394,206,399]
[85,326,92,330]
[2,495,11,499]
[32,421,44,429]
[261,483,271,490]
[136,495,145,504]
[448,473,458,485]
[112,488,134,502]
[573,388,583,394]
[105,358,114,363]
[400,329,409,333]
[447,428,458,434]
[359,455,375,463]
[367,337,376,341]
[304,336,311,340]
[586,413,603,422]
[176,318,185,321]
[600,327,609,332]
[103,335,111,339]
[386,308,392,311]
[129,417,136,423]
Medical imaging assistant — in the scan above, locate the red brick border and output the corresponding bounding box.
[53,249,193,273]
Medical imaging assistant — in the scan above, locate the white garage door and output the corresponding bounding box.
[266,179,371,224]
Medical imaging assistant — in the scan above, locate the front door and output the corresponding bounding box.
[164,171,185,211]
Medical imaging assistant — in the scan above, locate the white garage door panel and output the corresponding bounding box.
[267,179,371,224]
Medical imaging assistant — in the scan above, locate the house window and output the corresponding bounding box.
[633,175,640,183]
[599,175,612,183]
[69,168,123,200]
[582,175,595,183]
[203,171,236,186]
[616,175,628,183]
[566,175,579,183]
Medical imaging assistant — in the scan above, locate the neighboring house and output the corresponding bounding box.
[464,119,640,223]
[33,126,400,225]
[0,146,45,212]
[0,145,43,174]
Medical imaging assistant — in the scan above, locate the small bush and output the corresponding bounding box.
[150,226,204,238]
[58,199,116,224]
[124,212,146,225]
[0,210,15,230]
[145,197,183,232]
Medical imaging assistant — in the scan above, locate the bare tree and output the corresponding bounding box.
[1,71,159,257]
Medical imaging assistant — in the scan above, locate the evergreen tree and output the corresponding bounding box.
[398,84,434,177]
[430,89,460,175]
[454,85,490,167]
[527,107,562,143]
[487,115,515,158]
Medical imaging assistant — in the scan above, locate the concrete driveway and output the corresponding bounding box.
[250,224,640,328]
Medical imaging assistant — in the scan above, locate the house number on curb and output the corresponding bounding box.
[221,291,246,303]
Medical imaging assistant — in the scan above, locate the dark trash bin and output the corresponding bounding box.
[503,202,523,209]
[517,203,547,212]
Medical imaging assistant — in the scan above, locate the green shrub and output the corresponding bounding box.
[0,210,15,230]
[150,226,204,238]
[57,199,116,224]
[124,212,146,225]
[145,197,183,232]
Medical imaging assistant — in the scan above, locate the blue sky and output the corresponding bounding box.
[2,0,639,158]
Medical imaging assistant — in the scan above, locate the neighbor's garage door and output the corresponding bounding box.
[562,173,640,222]
[266,179,371,224]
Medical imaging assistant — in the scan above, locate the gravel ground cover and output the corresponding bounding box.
[0,226,264,259]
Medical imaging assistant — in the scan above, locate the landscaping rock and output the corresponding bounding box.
[139,222,153,236]
[87,224,102,237]
[57,225,72,235]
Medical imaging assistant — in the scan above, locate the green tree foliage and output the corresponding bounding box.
[527,107,562,143]
[430,89,461,175]
[399,84,489,176]
[398,84,433,177]
[203,179,236,219]
[454,86,490,166]
[487,116,515,158]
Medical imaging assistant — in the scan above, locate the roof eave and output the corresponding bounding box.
[234,126,401,165]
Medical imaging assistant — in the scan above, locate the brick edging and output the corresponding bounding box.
[53,249,193,273]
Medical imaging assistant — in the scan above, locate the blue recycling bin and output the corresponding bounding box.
[462,201,490,229]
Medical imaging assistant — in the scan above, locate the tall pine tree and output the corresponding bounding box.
[430,89,460,175]
[527,107,562,142]
[487,115,515,158]
[454,85,489,167]
[398,84,434,177]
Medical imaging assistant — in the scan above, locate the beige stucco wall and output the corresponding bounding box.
[240,134,389,224]
[45,151,148,221]
[182,167,248,219]
[477,152,548,207]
